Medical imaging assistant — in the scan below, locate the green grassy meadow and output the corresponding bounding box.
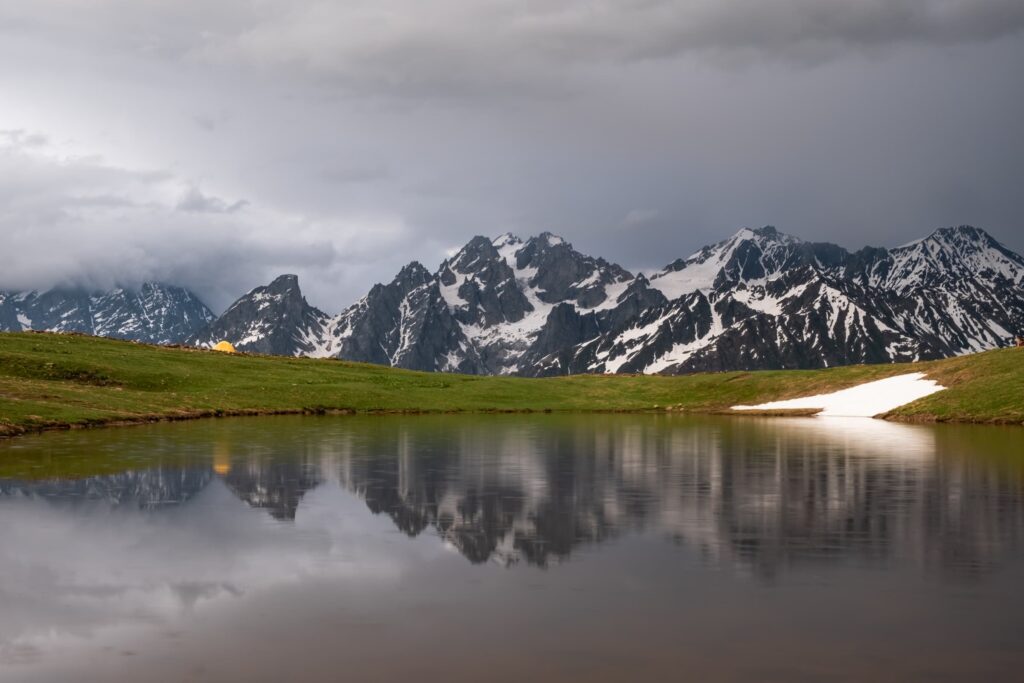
[1,331,1021,438]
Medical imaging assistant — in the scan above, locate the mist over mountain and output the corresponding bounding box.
[0,283,214,345]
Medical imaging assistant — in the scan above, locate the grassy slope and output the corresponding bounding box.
[1,331,1022,437]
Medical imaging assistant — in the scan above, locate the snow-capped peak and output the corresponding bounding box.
[492,232,522,248]
[649,226,804,300]
[878,225,1024,292]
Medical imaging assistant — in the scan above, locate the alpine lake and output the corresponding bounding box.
[1,414,1023,682]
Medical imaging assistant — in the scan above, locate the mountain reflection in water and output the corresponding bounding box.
[329,415,1022,574]
[3,415,1019,574]
[1,414,1023,682]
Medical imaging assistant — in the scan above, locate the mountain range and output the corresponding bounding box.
[0,282,214,346]
[3,225,1022,375]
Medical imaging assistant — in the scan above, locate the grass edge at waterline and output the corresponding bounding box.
[1,331,1022,438]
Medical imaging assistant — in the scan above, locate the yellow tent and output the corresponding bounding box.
[212,340,237,353]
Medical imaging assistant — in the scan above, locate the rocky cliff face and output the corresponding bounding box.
[188,274,331,356]
[544,225,1023,375]
[294,224,1020,375]
[321,262,483,372]
[0,282,214,345]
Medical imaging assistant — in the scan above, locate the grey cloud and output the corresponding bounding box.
[183,1,1024,98]
[320,163,392,186]
[613,0,1024,60]
[6,2,1023,99]
[623,209,661,229]
[0,139,412,311]
[0,129,48,148]
[193,114,222,132]
[0,1,1021,313]
[176,186,248,214]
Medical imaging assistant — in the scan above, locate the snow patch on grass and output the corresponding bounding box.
[731,372,945,418]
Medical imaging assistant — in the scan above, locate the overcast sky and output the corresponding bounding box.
[1,0,1022,312]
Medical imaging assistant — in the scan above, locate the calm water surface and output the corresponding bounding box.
[1,414,1023,682]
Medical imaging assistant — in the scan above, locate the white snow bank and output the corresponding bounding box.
[731,372,945,418]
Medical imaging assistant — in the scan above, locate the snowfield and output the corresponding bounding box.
[731,372,946,418]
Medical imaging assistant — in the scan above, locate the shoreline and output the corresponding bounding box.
[2,332,1022,441]
[4,401,1021,443]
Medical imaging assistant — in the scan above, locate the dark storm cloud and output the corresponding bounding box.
[7,2,1024,97]
[178,1,1024,99]
[0,1,1021,311]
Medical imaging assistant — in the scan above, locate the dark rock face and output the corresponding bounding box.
[0,283,214,345]
[317,233,634,374]
[327,262,484,372]
[91,284,216,344]
[568,225,1024,375]
[515,232,632,307]
[327,224,1021,376]
[189,274,330,356]
[439,237,532,328]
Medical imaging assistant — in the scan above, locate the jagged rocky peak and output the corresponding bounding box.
[220,274,303,317]
[648,226,856,299]
[238,273,312,309]
[443,235,502,274]
[509,231,633,308]
[393,261,433,289]
[924,224,1000,248]
[325,259,482,373]
[879,225,1024,292]
[264,273,301,293]
[190,273,330,356]
[438,236,531,327]
[649,226,801,299]
[493,231,522,247]
[513,231,567,266]
[351,261,435,324]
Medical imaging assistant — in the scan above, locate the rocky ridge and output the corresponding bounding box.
[222,225,1020,375]
[6,225,1022,375]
